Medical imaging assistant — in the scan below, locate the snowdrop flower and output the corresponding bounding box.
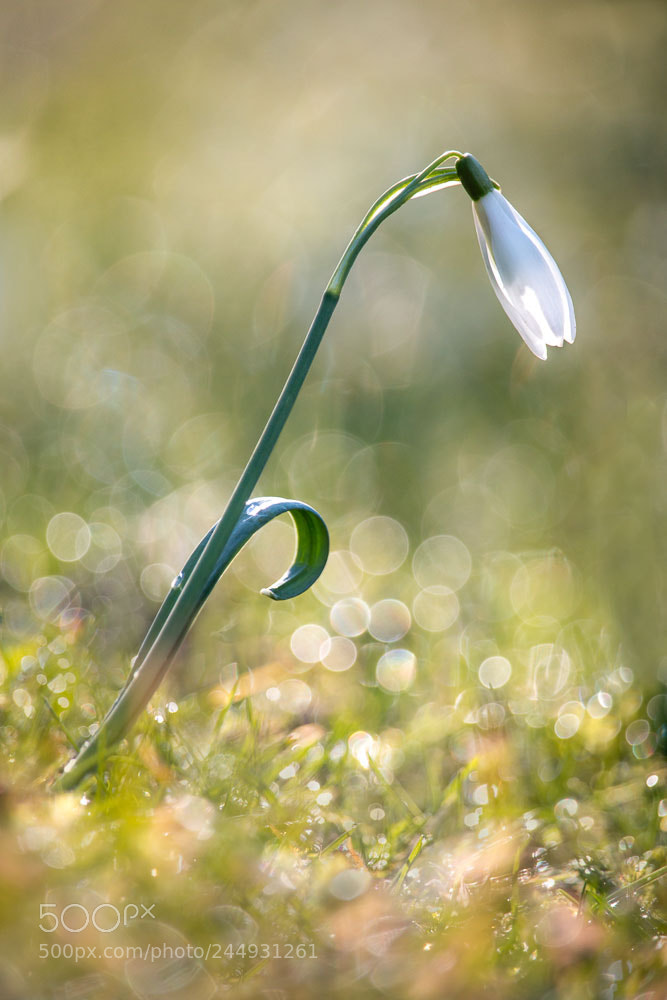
[456,153,575,360]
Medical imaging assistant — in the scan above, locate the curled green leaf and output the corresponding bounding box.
[54,497,328,789]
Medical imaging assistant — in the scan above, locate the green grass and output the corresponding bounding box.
[1,604,665,999]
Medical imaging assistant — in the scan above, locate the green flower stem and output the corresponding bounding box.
[55,151,462,790]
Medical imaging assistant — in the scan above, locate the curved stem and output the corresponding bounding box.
[55,153,462,790]
[329,151,462,294]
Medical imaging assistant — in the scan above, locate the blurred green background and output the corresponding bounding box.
[0,0,665,682]
[0,1,666,998]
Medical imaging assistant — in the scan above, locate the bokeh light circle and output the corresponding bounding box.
[330,597,370,637]
[368,599,411,642]
[412,586,459,632]
[478,655,512,689]
[46,512,91,562]
[290,624,330,663]
[376,649,416,692]
[412,534,471,591]
[321,636,357,672]
[349,516,408,576]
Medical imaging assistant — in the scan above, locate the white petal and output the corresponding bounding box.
[472,190,575,357]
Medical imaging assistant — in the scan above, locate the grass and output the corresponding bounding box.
[0,595,665,999]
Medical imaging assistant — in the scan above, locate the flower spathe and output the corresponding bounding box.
[456,154,575,360]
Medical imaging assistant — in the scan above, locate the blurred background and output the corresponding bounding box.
[1,0,665,696]
[0,1,666,996]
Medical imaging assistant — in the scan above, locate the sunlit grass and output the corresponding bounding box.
[1,565,665,997]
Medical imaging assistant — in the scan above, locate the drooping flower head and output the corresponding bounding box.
[456,153,575,360]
